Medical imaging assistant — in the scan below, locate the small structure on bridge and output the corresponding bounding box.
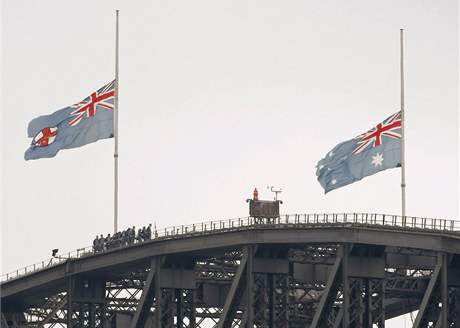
[246,187,283,220]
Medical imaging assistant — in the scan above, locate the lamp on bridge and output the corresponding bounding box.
[51,248,59,257]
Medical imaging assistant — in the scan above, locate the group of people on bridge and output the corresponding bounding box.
[93,224,153,252]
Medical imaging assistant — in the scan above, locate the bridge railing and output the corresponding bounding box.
[0,247,94,284]
[2,213,459,283]
[156,213,460,238]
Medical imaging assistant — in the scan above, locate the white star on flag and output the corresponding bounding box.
[371,153,384,167]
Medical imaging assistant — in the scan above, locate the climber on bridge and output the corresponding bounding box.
[146,224,152,240]
[93,235,100,252]
[92,224,156,254]
[129,226,136,244]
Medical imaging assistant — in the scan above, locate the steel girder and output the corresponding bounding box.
[130,258,157,328]
[412,253,460,328]
[3,244,460,328]
[217,247,250,328]
[1,312,10,328]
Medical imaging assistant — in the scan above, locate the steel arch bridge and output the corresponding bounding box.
[2,213,460,328]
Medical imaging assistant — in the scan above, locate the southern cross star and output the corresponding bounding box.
[371,153,384,167]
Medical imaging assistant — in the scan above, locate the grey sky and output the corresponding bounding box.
[1,1,458,326]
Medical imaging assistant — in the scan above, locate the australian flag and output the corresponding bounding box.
[316,111,402,193]
[25,80,115,160]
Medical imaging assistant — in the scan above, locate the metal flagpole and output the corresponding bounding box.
[399,33,410,328]
[400,29,406,222]
[114,10,119,233]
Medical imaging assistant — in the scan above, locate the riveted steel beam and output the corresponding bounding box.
[154,257,162,328]
[246,245,254,328]
[130,257,158,328]
[1,312,10,328]
[310,250,343,328]
[441,253,448,328]
[413,259,441,328]
[37,295,67,327]
[67,277,73,328]
[217,247,250,328]
[342,244,350,327]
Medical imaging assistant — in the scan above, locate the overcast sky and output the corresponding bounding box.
[1,0,458,326]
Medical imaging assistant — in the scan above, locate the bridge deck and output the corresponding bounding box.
[3,212,459,284]
[2,213,460,303]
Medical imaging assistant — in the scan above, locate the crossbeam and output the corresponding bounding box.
[37,296,67,327]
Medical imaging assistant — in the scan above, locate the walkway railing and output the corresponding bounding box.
[2,213,459,283]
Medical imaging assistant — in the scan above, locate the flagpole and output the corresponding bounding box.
[400,32,410,328]
[114,10,119,234]
[400,29,406,223]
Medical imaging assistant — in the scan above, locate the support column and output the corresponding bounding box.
[176,289,183,327]
[191,290,197,328]
[253,273,268,327]
[160,289,175,327]
[67,276,74,328]
[78,303,85,327]
[88,303,95,328]
[441,253,448,328]
[452,287,460,324]
[342,244,350,327]
[268,274,274,328]
[349,278,364,327]
[95,303,104,328]
[154,257,162,328]
[364,279,372,328]
[246,245,255,328]
[372,279,385,327]
[182,289,196,328]
[273,273,289,328]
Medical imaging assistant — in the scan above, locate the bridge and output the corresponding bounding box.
[2,213,460,327]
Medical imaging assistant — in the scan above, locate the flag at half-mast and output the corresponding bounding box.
[316,111,402,193]
[25,80,115,160]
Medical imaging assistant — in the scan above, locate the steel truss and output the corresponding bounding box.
[3,243,460,328]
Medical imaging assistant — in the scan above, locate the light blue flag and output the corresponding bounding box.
[25,81,115,160]
[316,111,402,193]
